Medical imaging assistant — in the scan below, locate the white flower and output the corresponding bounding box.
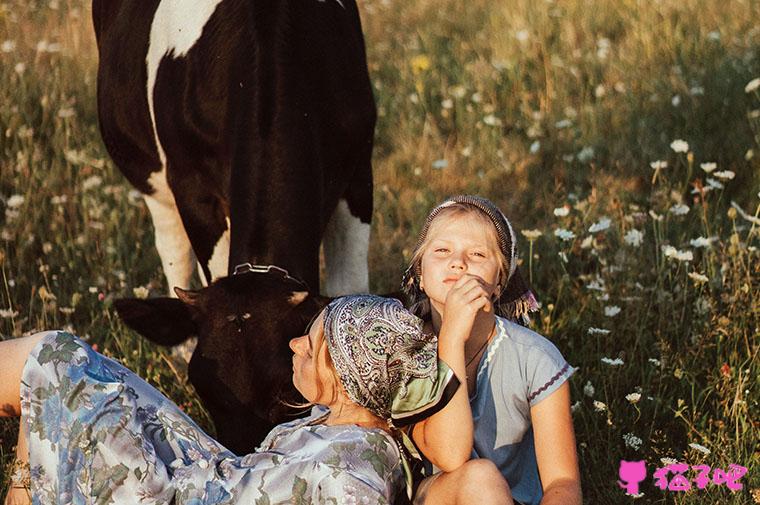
[583,381,595,397]
[570,401,581,413]
[662,245,693,262]
[604,305,621,317]
[587,327,611,335]
[529,140,541,154]
[700,162,717,173]
[706,178,724,190]
[0,308,19,318]
[688,442,711,455]
[745,77,760,93]
[5,194,25,209]
[1,40,16,53]
[441,98,453,109]
[669,204,689,216]
[471,92,482,103]
[650,160,668,170]
[689,236,714,248]
[585,278,606,291]
[580,235,594,249]
[521,229,542,240]
[593,400,607,412]
[625,392,641,404]
[671,95,681,107]
[82,175,103,191]
[588,217,611,233]
[554,228,576,241]
[14,62,26,75]
[660,457,678,465]
[713,170,735,180]
[623,433,643,450]
[648,210,663,222]
[670,139,689,153]
[577,146,595,163]
[555,119,572,129]
[132,286,150,299]
[515,29,530,42]
[431,159,448,169]
[57,107,76,119]
[553,206,570,217]
[483,114,502,126]
[688,272,709,284]
[601,357,624,366]
[624,229,644,247]
[648,358,661,366]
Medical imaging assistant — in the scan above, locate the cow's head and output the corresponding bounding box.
[114,271,330,454]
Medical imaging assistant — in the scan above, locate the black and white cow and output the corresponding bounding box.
[92,0,376,295]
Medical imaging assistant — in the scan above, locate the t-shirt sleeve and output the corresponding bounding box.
[314,471,390,504]
[524,338,575,407]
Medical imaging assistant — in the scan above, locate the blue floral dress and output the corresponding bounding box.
[20,331,403,504]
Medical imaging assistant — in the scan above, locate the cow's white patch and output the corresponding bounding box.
[207,217,230,281]
[146,0,225,166]
[144,169,196,295]
[322,199,370,296]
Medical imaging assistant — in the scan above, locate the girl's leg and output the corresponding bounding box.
[414,459,513,505]
[0,332,51,417]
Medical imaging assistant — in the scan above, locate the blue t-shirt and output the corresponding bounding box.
[470,316,575,505]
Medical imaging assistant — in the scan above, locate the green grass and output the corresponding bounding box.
[1,0,758,502]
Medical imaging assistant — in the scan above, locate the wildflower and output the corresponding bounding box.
[624,229,644,247]
[625,392,641,404]
[649,160,668,170]
[588,217,611,233]
[483,114,502,127]
[648,210,663,222]
[601,357,624,366]
[132,286,150,299]
[580,235,594,249]
[688,272,709,284]
[554,228,575,241]
[660,457,678,465]
[670,139,689,153]
[720,363,731,378]
[529,140,540,154]
[570,401,581,413]
[471,92,482,104]
[553,206,570,217]
[604,305,621,317]
[14,62,26,75]
[713,170,735,180]
[700,162,717,173]
[521,229,542,240]
[730,201,760,225]
[706,178,724,190]
[648,358,661,366]
[671,95,681,107]
[585,278,606,291]
[57,107,75,119]
[1,40,16,53]
[410,54,430,74]
[431,159,448,169]
[662,245,693,262]
[593,400,607,412]
[441,98,453,109]
[51,195,68,205]
[555,119,572,129]
[583,381,595,397]
[688,443,711,455]
[59,307,75,315]
[594,84,606,98]
[623,433,643,450]
[746,77,760,94]
[587,327,611,335]
[0,308,19,318]
[515,29,529,42]
[82,175,103,191]
[669,204,689,216]
[577,146,595,163]
[6,194,25,209]
[689,236,714,248]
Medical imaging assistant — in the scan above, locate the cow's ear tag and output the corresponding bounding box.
[175,287,201,307]
[288,291,308,306]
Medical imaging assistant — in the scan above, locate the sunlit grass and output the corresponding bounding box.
[1,0,758,502]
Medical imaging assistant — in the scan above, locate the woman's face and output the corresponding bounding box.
[289,311,332,403]
[419,213,502,315]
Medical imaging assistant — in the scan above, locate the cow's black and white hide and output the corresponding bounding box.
[114,270,330,453]
[93,0,376,296]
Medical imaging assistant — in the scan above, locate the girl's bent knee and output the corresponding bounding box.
[456,459,512,504]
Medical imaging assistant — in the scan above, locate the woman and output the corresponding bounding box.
[2,295,469,504]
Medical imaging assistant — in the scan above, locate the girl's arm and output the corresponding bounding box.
[532,382,582,505]
[411,276,489,471]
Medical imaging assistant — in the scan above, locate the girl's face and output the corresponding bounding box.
[419,213,502,315]
[289,311,334,403]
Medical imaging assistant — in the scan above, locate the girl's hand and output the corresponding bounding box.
[440,274,493,343]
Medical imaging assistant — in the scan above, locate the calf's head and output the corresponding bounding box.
[114,271,329,454]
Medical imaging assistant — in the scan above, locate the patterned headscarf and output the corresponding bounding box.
[401,194,539,323]
[323,295,456,426]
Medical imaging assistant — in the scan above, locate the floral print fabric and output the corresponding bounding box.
[21,331,402,504]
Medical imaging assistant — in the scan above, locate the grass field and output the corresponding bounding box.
[1,0,758,503]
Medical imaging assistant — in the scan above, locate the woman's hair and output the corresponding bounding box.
[405,203,509,319]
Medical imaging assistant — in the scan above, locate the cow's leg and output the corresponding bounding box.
[322,199,370,296]
[144,169,196,294]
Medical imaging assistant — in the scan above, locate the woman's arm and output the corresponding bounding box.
[532,382,582,505]
[0,332,51,417]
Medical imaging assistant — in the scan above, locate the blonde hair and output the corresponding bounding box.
[406,203,509,318]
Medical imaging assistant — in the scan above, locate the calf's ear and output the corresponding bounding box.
[114,297,198,346]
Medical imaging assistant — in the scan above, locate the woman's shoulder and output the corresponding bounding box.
[495,316,560,351]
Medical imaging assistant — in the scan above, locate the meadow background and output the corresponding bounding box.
[1,0,758,502]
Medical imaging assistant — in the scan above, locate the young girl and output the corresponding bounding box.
[402,195,582,505]
[1,294,471,505]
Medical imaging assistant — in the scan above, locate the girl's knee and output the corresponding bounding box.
[456,460,512,503]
